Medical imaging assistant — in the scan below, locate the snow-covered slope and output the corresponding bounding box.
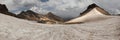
[65,7,110,23]
[0,13,120,40]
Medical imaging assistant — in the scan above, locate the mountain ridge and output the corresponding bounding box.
[80,3,110,16]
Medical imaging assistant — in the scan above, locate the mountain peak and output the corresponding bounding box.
[80,3,110,16]
[87,3,98,9]
[80,3,99,16]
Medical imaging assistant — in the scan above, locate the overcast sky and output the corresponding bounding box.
[0,0,120,18]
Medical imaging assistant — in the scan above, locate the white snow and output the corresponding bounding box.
[0,13,120,40]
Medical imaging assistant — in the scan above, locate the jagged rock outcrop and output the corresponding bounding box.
[80,3,110,16]
[0,4,16,17]
[17,10,44,21]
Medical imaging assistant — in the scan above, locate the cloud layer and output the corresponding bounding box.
[0,0,120,18]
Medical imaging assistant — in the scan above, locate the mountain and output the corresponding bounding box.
[17,11,64,24]
[38,12,64,24]
[45,12,64,22]
[80,3,110,16]
[65,3,111,24]
[0,4,16,17]
[17,10,44,21]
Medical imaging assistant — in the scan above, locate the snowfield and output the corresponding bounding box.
[0,13,120,40]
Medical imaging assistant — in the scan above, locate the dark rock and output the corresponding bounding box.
[0,4,8,13]
[0,4,16,17]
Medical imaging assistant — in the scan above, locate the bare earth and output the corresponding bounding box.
[0,13,120,40]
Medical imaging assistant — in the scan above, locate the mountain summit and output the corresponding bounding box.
[80,3,110,16]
